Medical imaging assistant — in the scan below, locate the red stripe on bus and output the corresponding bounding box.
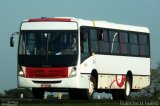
[116,75,126,88]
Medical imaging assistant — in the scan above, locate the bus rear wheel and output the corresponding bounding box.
[123,77,131,100]
[32,88,45,99]
[112,77,131,100]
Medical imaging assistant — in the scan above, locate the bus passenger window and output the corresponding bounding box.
[119,31,130,55]
[129,33,139,56]
[99,30,109,54]
[80,30,89,53]
[90,29,99,53]
[109,31,119,54]
[139,34,149,56]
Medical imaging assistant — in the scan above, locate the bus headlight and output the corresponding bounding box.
[69,67,76,77]
[18,66,25,77]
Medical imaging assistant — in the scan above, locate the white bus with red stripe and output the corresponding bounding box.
[10,17,150,100]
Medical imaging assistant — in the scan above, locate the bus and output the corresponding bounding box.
[10,17,150,100]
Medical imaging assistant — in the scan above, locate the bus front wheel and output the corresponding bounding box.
[82,75,97,99]
[88,75,97,99]
[68,75,97,100]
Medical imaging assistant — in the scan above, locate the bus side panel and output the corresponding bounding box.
[79,56,95,88]
[98,74,126,89]
[98,74,150,90]
[95,55,150,75]
[132,75,150,89]
[95,55,150,90]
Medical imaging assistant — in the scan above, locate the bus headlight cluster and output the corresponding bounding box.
[69,67,76,77]
[18,66,25,77]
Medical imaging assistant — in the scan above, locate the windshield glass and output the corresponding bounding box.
[19,31,78,55]
[18,30,78,67]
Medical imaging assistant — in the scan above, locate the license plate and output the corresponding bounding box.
[41,83,51,88]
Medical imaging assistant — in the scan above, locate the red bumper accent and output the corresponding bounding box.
[26,67,68,78]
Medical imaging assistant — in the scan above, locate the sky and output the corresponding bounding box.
[0,0,160,91]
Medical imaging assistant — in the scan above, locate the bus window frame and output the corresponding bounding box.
[80,26,150,58]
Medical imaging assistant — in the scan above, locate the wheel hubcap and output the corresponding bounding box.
[89,80,94,96]
[126,81,130,96]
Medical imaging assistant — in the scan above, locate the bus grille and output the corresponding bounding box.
[26,67,68,78]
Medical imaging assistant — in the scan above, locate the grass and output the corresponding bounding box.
[18,102,118,106]
[2,99,159,106]
[16,100,119,106]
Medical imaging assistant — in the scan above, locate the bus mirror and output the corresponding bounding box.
[10,36,14,47]
[10,32,19,47]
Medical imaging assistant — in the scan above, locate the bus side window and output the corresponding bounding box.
[129,32,139,56]
[80,29,89,53]
[109,30,119,54]
[139,34,150,57]
[119,31,130,55]
[90,29,99,53]
[99,30,109,54]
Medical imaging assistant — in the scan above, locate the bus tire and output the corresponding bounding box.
[81,75,97,99]
[112,77,131,100]
[69,75,97,100]
[88,75,96,99]
[120,77,131,100]
[124,77,131,99]
[32,88,45,99]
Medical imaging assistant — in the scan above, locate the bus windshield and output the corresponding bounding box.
[18,30,78,67]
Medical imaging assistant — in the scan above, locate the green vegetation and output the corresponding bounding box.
[17,101,119,106]
[157,61,160,69]
[17,103,117,106]
[129,68,160,100]
[3,88,32,98]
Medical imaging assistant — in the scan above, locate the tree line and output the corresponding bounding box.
[0,88,69,99]
[0,88,32,98]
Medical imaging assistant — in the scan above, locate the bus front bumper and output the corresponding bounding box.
[17,75,90,89]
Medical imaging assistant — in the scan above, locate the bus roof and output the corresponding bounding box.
[24,17,149,33]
